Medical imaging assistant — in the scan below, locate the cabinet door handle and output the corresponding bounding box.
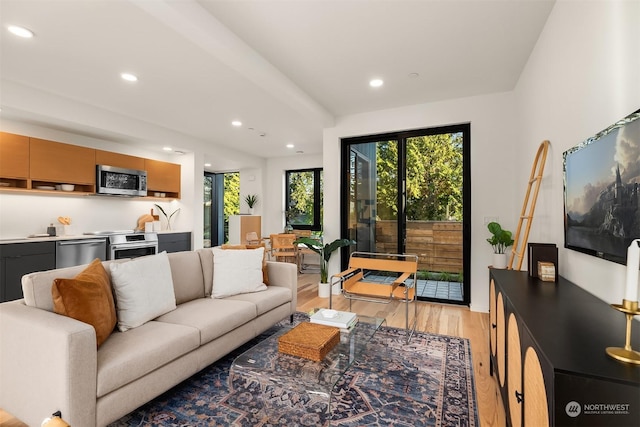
[515,390,524,404]
[491,323,497,329]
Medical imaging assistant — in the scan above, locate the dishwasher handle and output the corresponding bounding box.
[56,239,107,245]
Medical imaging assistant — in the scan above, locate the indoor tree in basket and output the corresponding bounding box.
[486,221,514,269]
[295,236,355,297]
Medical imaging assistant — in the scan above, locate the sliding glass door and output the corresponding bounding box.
[341,124,470,305]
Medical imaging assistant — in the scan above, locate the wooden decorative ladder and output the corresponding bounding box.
[508,140,550,270]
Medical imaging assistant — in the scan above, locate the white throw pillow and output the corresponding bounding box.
[110,251,177,331]
[212,246,267,298]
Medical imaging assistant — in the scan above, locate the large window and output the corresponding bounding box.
[285,168,323,231]
[203,171,239,247]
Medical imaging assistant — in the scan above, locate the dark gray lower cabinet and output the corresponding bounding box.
[158,232,191,254]
[0,241,55,302]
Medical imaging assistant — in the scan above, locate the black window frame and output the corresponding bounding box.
[285,167,323,231]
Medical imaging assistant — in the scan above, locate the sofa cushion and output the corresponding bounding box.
[110,252,177,331]
[52,258,117,348]
[211,247,267,298]
[154,298,256,345]
[226,285,292,316]
[22,259,123,312]
[220,244,269,285]
[197,248,214,297]
[167,250,206,304]
[96,321,199,397]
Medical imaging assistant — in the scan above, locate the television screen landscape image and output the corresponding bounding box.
[563,109,640,264]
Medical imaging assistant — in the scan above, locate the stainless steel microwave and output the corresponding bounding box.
[96,165,147,196]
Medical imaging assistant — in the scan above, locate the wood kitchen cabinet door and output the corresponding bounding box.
[0,132,29,182]
[96,150,145,171]
[30,138,95,184]
[145,159,181,198]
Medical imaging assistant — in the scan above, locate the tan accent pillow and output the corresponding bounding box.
[52,259,117,348]
[221,243,270,285]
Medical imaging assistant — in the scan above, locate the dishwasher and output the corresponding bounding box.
[55,238,108,268]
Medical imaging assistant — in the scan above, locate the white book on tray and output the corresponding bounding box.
[310,309,358,329]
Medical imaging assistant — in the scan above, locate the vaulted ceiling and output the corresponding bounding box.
[0,0,555,170]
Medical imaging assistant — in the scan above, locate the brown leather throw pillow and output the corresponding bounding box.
[52,258,117,348]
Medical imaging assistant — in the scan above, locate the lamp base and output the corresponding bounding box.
[606,346,640,365]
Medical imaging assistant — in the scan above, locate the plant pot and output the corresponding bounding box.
[248,208,254,215]
[332,281,342,295]
[493,253,507,269]
[318,282,330,298]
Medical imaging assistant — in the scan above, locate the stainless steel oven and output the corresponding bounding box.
[84,231,158,260]
[108,232,158,260]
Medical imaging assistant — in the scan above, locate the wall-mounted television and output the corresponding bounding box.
[563,108,640,264]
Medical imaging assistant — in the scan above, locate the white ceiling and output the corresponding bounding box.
[0,0,555,170]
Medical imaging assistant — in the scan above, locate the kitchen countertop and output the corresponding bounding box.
[0,230,190,245]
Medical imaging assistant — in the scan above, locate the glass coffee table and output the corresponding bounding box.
[229,311,385,419]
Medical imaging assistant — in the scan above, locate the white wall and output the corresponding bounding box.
[514,0,640,304]
[323,92,519,312]
[263,153,323,236]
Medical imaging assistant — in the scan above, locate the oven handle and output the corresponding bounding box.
[110,243,158,250]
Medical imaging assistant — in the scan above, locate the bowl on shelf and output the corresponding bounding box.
[60,184,75,192]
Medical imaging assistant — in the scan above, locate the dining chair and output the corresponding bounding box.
[293,230,320,273]
[269,233,297,264]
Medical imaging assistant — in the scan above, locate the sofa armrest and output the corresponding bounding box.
[266,261,297,310]
[0,301,97,427]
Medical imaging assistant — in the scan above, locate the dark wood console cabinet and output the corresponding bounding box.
[489,269,640,427]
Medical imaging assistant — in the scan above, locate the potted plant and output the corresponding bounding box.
[295,236,355,297]
[245,194,258,214]
[486,221,514,269]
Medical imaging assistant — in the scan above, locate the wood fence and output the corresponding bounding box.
[375,220,463,273]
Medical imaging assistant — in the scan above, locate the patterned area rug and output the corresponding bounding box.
[110,313,477,427]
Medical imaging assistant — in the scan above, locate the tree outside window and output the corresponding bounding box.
[286,168,323,231]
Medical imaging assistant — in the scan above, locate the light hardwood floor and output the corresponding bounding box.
[296,272,507,427]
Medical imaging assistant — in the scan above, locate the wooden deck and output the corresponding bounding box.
[296,272,506,427]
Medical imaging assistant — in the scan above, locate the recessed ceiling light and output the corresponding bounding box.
[121,72,138,82]
[8,25,34,38]
[369,78,384,88]
[204,163,211,167]
[408,72,420,79]
[162,146,172,152]
[286,144,294,148]
[231,120,242,127]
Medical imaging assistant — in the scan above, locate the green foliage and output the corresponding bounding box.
[376,133,463,221]
[295,237,355,283]
[244,194,258,208]
[288,171,315,225]
[223,172,240,222]
[486,222,514,254]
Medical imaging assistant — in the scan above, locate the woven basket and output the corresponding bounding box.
[278,322,340,361]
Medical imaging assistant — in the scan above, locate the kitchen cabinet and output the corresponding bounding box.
[158,232,191,253]
[0,132,29,190]
[145,159,181,199]
[0,241,55,302]
[95,150,145,171]
[30,138,95,192]
[489,269,640,426]
[228,215,261,245]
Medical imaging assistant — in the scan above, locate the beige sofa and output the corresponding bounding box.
[0,248,297,427]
